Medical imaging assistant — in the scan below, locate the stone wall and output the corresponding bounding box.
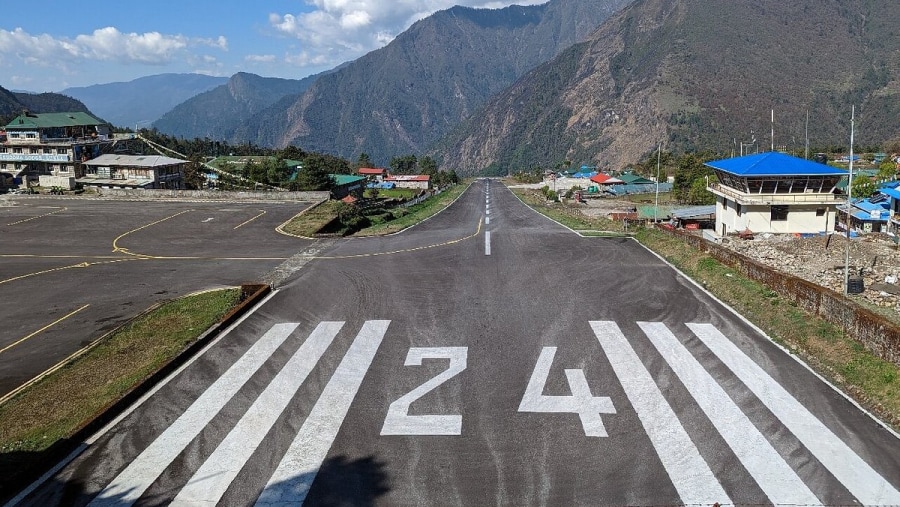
[658,227,900,367]
[95,188,329,202]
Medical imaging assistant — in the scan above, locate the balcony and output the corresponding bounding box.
[708,182,845,205]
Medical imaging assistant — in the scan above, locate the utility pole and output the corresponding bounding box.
[654,144,661,223]
[844,105,855,296]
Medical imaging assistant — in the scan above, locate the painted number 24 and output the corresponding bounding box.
[379,346,615,436]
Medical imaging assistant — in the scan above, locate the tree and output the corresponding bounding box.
[183,156,205,189]
[851,175,876,199]
[390,155,418,174]
[877,158,897,182]
[294,154,336,191]
[420,156,437,176]
[356,152,373,169]
[280,145,306,161]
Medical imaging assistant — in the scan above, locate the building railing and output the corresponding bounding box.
[708,182,845,205]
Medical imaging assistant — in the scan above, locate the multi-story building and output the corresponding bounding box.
[0,111,114,189]
[706,152,847,236]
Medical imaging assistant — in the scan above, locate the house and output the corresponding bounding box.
[80,154,186,189]
[358,167,387,181]
[618,172,655,185]
[1,111,114,190]
[706,152,847,236]
[330,174,366,199]
[384,174,431,190]
[590,173,624,185]
[837,194,891,234]
[881,183,900,235]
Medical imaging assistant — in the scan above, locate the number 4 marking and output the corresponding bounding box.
[381,347,467,436]
[518,347,616,437]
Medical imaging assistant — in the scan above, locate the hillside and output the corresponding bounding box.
[251,0,633,165]
[434,0,900,174]
[0,86,93,125]
[153,72,317,140]
[62,73,227,129]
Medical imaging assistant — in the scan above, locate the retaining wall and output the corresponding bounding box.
[658,227,900,367]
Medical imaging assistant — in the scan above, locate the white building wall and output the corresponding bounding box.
[716,200,835,235]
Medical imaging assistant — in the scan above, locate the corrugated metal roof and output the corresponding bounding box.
[385,175,430,181]
[5,112,104,129]
[671,205,717,219]
[332,174,366,185]
[82,154,187,167]
[705,152,847,177]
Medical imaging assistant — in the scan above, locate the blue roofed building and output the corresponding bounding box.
[705,152,847,236]
[881,183,900,235]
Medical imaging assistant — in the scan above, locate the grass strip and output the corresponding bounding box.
[633,227,900,430]
[0,288,240,455]
[352,183,469,236]
[279,199,344,237]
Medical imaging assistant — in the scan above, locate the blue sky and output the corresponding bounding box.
[0,1,547,93]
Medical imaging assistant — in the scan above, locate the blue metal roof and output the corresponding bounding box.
[705,152,847,177]
[881,186,900,200]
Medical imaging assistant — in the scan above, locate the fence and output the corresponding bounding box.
[656,226,900,367]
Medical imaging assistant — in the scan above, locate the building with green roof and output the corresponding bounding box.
[1,111,114,190]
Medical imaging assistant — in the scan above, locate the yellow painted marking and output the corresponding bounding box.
[112,209,193,255]
[6,207,67,225]
[0,258,144,286]
[234,210,266,230]
[0,304,90,356]
[313,217,483,259]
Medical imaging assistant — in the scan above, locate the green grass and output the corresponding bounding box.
[279,199,344,237]
[365,188,419,200]
[352,183,469,236]
[0,288,240,454]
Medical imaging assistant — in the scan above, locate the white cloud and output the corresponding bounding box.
[246,54,277,63]
[0,26,226,67]
[269,1,547,70]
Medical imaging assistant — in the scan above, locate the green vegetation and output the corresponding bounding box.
[280,183,469,238]
[355,183,468,236]
[632,227,900,429]
[0,289,240,455]
[511,185,899,429]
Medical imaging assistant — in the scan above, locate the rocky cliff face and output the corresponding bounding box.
[434,0,900,174]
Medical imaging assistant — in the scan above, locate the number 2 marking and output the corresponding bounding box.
[518,346,616,437]
[381,347,467,436]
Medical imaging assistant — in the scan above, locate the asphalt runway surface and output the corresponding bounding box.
[9,181,900,505]
[0,196,317,397]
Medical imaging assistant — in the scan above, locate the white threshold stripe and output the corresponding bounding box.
[688,323,900,504]
[590,321,730,504]
[170,322,345,506]
[255,320,391,506]
[485,231,491,256]
[89,322,301,507]
[638,322,819,504]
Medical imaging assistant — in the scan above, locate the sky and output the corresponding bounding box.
[0,1,547,93]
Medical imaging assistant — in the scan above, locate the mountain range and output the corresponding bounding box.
[61,73,228,130]
[4,0,898,175]
[0,87,92,124]
[435,0,900,173]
